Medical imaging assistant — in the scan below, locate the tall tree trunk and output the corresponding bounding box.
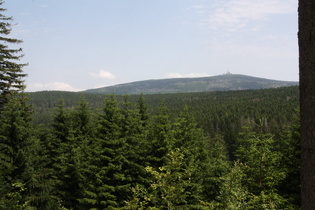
[299,1,315,209]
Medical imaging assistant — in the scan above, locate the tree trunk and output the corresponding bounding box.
[299,1,315,209]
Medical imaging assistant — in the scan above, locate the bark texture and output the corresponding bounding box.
[299,1,315,209]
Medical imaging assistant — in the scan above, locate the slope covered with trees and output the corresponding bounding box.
[83,73,298,94]
[1,92,300,209]
[29,86,299,156]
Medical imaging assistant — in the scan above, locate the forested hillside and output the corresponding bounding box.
[30,86,299,137]
[83,74,298,94]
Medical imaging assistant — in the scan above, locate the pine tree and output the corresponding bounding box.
[0,0,27,108]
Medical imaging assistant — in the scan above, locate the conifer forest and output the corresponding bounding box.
[0,0,302,209]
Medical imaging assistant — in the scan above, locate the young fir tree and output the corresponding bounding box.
[0,0,27,108]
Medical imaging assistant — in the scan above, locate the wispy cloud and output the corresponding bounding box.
[167,73,211,78]
[196,0,296,31]
[89,70,116,79]
[27,82,82,92]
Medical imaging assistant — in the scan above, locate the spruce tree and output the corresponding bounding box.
[49,99,78,208]
[234,124,291,208]
[277,110,300,207]
[147,99,173,169]
[68,98,99,209]
[0,0,27,108]
[0,94,35,208]
[49,98,93,209]
[171,106,207,203]
[172,106,230,204]
[92,95,130,208]
[137,93,149,128]
[124,148,196,209]
[120,95,147,188]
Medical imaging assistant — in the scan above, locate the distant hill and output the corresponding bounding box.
[83,74,298,94]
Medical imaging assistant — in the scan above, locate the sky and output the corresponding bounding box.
[5,0,298,92]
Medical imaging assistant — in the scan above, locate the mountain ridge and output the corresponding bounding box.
[83,74,298,94]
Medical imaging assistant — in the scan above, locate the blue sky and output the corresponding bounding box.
[5,0,298,92]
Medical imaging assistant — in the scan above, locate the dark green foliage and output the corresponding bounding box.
[0,94,33,207]
[0,86,301,209]
[29,86,299,159]
[172,107,230,203]
[277,110,301,206]
[48,99,90,208]
[0,94,56,209]
[87,95,136,208]
[146,99,173,169]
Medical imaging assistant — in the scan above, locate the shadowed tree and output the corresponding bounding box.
[299,0,315,209]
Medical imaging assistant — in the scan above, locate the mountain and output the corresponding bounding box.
[83,74,298,94]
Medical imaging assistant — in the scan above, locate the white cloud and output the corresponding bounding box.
[167,73,211,78]
[27,82,82,92]
[89,70,116,79]
[196,0,297,31]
